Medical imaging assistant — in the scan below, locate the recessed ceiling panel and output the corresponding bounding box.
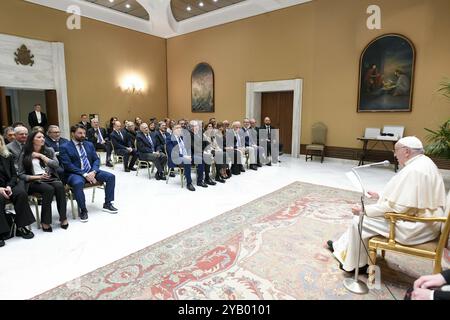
[171,0,246,22]
[84,0,149,20]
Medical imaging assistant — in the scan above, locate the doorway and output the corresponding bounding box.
[246,79,303,157]
[261,91,293,154]
[0,88,58,129]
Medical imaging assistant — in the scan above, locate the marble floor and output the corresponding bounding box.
[0,155,448,300]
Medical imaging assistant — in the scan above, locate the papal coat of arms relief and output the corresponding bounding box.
[14,44,35,66]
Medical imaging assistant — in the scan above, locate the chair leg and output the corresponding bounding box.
[92,187,96,203]
[433,261,442,274]
[367,248,377,286]
[33,198,41,229]
[147,163,151,179]
[180,168,184,188]
[136,162,140,176]
[69,190,77,219]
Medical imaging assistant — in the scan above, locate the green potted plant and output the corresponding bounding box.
[425,78,450,159]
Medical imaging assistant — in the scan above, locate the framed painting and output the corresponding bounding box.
[192,62,214,113]
[358,34,415,112]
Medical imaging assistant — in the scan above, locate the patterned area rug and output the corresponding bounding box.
[34,182,449,300]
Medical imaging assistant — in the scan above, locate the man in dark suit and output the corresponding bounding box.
[259,117,281,166]
[136,123,167,180]
[45,125,69,177]
[166,124,205,191]
[0,136,35,245]
[28,104,48,130]
[87,118,113,167]
[189,121,215,186]
[59,124,117,222]
[110,121,138,172]
[45,125,69,154]
[78,114,92,131]
[155,121,170,151]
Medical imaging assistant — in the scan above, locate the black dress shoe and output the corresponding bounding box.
[205,179,216,186]
[0,239,4,247]
[128,167,137,171]
[103,203,118,213]
[197,181,208,188]
[61,223,69,230]
[169,172,176,178]
[124,168,130,172]
[155,174,162,180]
[257,163,263,167]
[106,162,113,167]
[41,226,53,233]
[187,184,196,191]
[326,240,334,253]
[240,166,246,173]
[16,227,35,239]
[250,164,258,170]
[215,176,225,183]
[267,162,272,166]
[79,210,89,222]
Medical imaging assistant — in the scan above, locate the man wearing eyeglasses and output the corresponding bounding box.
[45,125,69,155]
[327,136,446,274]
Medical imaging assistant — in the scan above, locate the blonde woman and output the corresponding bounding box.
[0,136,35,247]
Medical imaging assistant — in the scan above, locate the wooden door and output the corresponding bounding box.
[261,91,293,154]
[45,90,59,126]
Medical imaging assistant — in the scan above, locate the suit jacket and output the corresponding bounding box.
[7,140,24,167]
[78,121,92,131]
[259,125,276,142]
[136,131,161,154]
[155,130,170,148]
[87,127,109,148]
[17,147,60,192]
[45,137,69,153]
[28,111,48,129]
[110,129,133,151]
[166,134,191,168]
[59,140,100,177]
[125,129,137,147]
[232,130,246,149]
[0,155,19,188]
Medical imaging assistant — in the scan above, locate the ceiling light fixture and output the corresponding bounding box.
[199,2,204,7]
[125,4,131,9]
[187,6,191,11]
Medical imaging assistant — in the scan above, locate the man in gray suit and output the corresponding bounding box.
[7,126,28,168]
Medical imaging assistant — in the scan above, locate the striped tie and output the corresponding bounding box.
[78,143,92,173]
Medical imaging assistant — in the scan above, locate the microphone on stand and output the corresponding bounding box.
[354,160,390,169]
[343,160,390,295]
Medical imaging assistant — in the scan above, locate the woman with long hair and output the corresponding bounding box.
[18,131,68,232]
[108,116,118,135]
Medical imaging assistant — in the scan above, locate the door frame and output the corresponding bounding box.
[246,79,303,158]
[0,34,70,137]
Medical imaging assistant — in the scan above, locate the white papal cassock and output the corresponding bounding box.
[333,154,447,271]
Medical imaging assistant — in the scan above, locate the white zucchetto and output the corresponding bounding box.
[397,136,423,149]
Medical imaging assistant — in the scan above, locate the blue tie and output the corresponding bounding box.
[147,134,154,151]
[97,129,104,143]
[78,142,92,173]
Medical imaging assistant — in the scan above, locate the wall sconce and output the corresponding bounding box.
[121,74,145,95]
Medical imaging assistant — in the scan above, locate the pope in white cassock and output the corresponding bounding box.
[328,136,447,272]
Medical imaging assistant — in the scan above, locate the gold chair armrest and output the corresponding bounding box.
[384,212,447,223]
